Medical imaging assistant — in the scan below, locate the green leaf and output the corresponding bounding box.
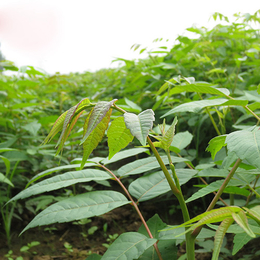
[160,117,178,150]
[27,162,97,187]
[22,121,41,136]
[244,205,260,225]
[225,128,260,169]
[0,155,10,175]
[0,172,13,186]
[43,98,91,145]
[124,97,142,112]
[101,232,157,260]
[129,169,197,202]
[212,218,233,260]
[232,232,252,255]
[232,211,255,238]
[165,83,230,97]
[124,109,155,146]
[170,131,193,150]
[9,169,111,202]
[81,109,112,168]
[107,117,134,160]
[186,179,242,203]
[162,99,248,117]
[21,191,130,234]
[117,155,190,177]
[101,148,149,165]
[163,207,241,236]
[81,100,116,144]
[206,135,227,160]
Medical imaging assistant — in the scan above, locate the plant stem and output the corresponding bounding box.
[191,158,242,238]
[147,137,195,260]
[99,163,163,260]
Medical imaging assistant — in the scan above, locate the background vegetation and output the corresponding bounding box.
[1,10,260,259]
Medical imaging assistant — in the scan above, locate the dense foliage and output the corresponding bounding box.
[1,10,260,260]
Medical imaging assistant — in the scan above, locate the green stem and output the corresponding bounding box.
[99,163,163,260]
[191,158,242,238]
[147,137,195,260]
[205,107,221,136]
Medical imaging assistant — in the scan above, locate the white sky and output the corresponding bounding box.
[0,0,259,75]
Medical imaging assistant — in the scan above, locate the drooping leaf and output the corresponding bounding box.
[124,97,142,112]
[43,98,91,145]
[244,205,260,225]
[21,191,130,234]
[107,117,134,160]
[232,210,255,238]
[212,218,233,260]
[163,207,241,236]
[101,232,157,260]
[81,100,116,145]
[81,108,112,168]
[124,109,155,146]
[9,169,111,203]
[206,135,227,160]
[0,155,10,175]
[225,128,260,169]
[0,172,13,186]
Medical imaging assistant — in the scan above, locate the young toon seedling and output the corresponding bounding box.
[10,98,260,260]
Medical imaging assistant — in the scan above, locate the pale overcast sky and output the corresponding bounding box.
[0,0,259,74]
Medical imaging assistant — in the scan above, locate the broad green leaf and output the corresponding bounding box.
[0,148,17,153]
[161,117,178,150]
[170,131,193,150]
[206,135,227,160]
[81,109,112,168]
[101,148,149,165]
[0,172,13,186]
[117,155,190,177]
[21,191,130,234]
[81,100,116,144]
[124,109,155,146]
[212,218,233,260]
[107,117,134,160]
[129,169,197,202]
[156,76,181,96]
[162,99,248,117]
[225,128,260,169]
[101,232,157,260]
[232,232,252,255]
[9,169,111,202]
